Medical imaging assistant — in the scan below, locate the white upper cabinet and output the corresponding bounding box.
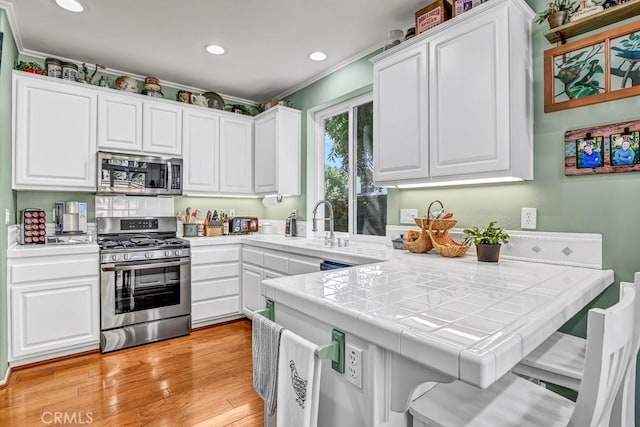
[182,109,220,194]
[13,72,97,191]
[371,0,533,186]
[142,100,183,156]
[97,92,143,152]
[253,106,301,195]
[373,43,429,183]
[219,114,253,194]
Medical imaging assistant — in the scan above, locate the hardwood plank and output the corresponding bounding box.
[0,320,263,426]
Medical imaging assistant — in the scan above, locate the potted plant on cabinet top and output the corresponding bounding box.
[14,60,45,75]
[535,0,577,29]
[463,221,510,262]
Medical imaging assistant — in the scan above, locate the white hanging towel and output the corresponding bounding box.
[252,314,283,416]
[276,330,321,427]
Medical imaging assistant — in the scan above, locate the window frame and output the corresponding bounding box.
[314,93,377,236]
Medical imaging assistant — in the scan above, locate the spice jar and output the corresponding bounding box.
[45,58,62,78]
[61,62,78,81]
[383,30,404,51]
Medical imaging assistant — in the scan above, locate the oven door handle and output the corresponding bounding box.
[101,259,190,272]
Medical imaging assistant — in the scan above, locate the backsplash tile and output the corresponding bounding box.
[95,196,175,217]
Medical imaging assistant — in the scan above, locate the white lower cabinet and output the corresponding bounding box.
[8,251,100,366]
[190,244,242,327]
[240,245,323,318]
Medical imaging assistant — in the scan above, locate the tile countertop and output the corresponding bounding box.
[261,253,614,389]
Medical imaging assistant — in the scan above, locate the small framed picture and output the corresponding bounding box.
[454,0,482,16]
[576,136,604,169]
[610,132,640,166]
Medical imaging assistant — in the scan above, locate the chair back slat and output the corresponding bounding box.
[570,285,636,427]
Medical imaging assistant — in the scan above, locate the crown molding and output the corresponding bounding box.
[0,1,23,52]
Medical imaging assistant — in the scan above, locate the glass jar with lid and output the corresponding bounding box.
[383,30,404,51]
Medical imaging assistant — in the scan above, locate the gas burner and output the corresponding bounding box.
[130,237,162,247]
[164,238,186,246]
[100,240,135,250]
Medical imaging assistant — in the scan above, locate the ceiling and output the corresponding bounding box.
[3,0,426,102]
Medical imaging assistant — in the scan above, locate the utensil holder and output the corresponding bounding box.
[183,224,197,237]
[204,226,222,237]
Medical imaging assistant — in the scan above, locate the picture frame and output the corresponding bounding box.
[576,136,604,169]
[544,20,640,113]
[454,0,483,16]
[609,131,640,166]
[564,119,640,176]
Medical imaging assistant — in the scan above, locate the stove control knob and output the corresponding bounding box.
[175,250,182,256]
[165,250,172,257]
[145,252,152,259]
[123,254,131,261]
[111,254,118,262]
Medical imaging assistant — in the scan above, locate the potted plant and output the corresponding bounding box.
[14,60,45,75]
[535,0,577,28]
[463,221,510,262]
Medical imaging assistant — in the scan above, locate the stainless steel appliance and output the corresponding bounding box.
[54,201,87,234]
[97,216,191,353]
[97,151,183,196]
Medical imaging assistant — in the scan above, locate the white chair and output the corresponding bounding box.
[512,273,640,427]
[409,284,636,427]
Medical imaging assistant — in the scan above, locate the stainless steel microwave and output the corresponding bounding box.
[97,151,182,196]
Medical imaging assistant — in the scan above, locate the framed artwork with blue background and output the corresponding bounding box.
[545,20,640,113]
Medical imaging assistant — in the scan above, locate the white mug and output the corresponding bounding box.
[192,94,208,107]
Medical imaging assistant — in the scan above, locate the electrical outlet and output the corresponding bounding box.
[229,208,236,217]
[521,207,537,229]
[345,344,363,389]
[400,209,418,225]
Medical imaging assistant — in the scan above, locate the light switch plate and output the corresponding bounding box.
[400,209,418,224]
[5,209,10,225]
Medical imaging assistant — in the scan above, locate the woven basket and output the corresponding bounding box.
[428,221,469,258]
[405,230,433,253]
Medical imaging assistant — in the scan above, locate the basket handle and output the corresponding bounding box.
[427,200,444,220]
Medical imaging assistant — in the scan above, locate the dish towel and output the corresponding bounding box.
[252,314,284,416]
[276,330,321,427]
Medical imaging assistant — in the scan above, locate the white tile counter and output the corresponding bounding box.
[261,252,613,407]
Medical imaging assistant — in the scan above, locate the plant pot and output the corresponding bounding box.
[548,10,568,29]
[476,243,502,262]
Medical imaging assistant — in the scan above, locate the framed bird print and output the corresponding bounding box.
[544,20,640,113]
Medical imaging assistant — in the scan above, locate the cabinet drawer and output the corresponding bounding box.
[192,277,239,302]
[242,247,263,266]
[263,252,288,274]
[9,254,99,285]
[192,296,239,321]
[191,262,239,281]
[191,245,240,265]
[288,257,321,275]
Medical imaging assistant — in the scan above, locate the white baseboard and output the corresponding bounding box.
[0,365,11,387]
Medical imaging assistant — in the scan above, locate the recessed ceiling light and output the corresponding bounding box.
[206,45,225,55]
[55,0,84,12]
[309,51,327,61]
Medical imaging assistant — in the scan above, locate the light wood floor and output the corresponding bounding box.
[0,320,263,426]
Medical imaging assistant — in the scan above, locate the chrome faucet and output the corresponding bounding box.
[312,200,335,246]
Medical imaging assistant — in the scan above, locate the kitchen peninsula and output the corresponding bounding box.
[260,246,613,426]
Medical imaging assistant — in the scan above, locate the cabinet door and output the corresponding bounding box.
[254,112,278,194]
[142,100,183,156]
[241,264,265,316]
[10,278,99,360]
[13,73,97,191]
[428,6,510,177]
[97,93,143,152]
[183,109,220,194]
[373,43,429,184]
[220,115,253,194]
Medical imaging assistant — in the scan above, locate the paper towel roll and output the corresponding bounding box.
[262,195,283,207]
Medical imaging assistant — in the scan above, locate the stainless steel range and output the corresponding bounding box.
[97,216,191,353]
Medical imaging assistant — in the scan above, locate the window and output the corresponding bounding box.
[315,94,387,236]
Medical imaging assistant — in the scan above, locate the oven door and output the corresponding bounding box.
[100,257,191,330]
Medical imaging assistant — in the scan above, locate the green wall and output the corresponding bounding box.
[0,9,18,382]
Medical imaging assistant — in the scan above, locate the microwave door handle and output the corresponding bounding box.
[102,259,190,272]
